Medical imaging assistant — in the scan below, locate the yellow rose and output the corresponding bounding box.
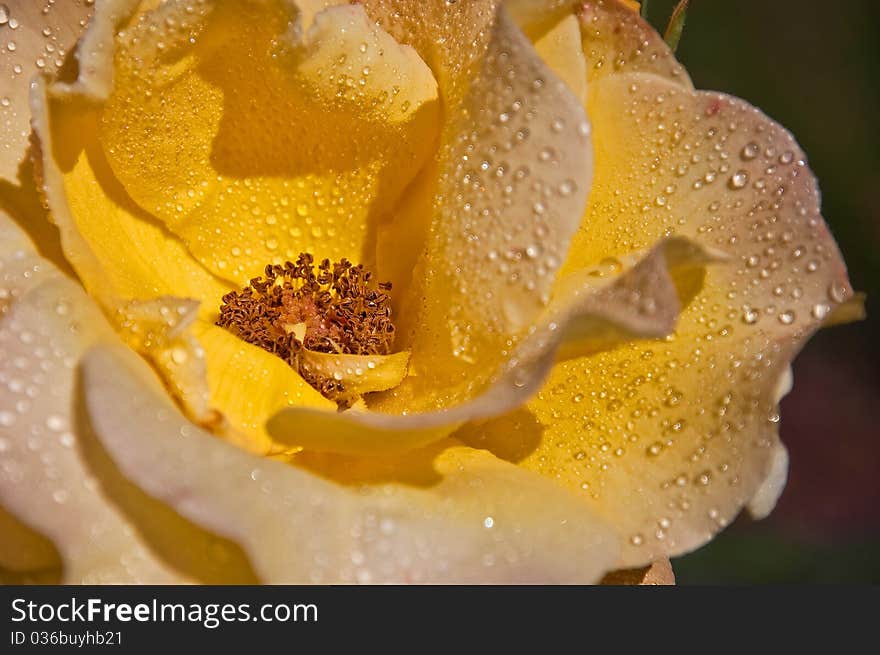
[0,0,862,584]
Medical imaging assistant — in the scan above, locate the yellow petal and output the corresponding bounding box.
[298,349,411,399]
[0,209,192,583]
[460,67,858,565]
[32,81,233,316]
[0,0,94,182]
[98,0,439,287]
[81,343,620,583]
[191,320,335,456]
[267,237,717,455]
[36,67,343,453]
[533,14,588,106]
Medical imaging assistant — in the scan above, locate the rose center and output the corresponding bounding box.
[216,253,395,404]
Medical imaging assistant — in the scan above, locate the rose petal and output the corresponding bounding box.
[0,210,191,583]
[33,74,338,447]
[32,78,233,315]
[298,349,411,401]
[363,4,594,421]
[114,296,213,423]
[0,0,94,182]
[268,237,717,455]
[81,342,620,583]
[190,320,334,456]
[577,0,691,87]
[532,14,587,106]
[0,504,61,580]
[95,0,439,287]
[600,558,675,585]
[458,57,857,564]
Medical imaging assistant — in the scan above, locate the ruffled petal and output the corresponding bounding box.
[0,0,94,182]
[81,342,620,583]
[97,0,439,287]
[0,210,192,583]
[459,59,857,565]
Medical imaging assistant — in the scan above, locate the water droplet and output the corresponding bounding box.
[741,307,759,325]
[811,303,830,320]
[728,170,749,189]
[46,414,65,432]
[0,5,8,26]
[828,280,849,303]
[741,142,759,160]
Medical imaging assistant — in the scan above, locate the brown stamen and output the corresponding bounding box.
[216,254,395,404]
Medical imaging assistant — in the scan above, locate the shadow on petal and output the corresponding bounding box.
[454,408,545,465]
[73,367,261,585]
[0,505,63,584]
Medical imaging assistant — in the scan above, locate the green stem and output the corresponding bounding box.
[664,0,690,53]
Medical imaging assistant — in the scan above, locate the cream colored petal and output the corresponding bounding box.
[268,238,717,455]
[82,343,620,583]
[0,209,191,583]
[0,0,94,182]
[747,443,789,521]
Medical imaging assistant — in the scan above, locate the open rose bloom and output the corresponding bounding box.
[0,0,863,584]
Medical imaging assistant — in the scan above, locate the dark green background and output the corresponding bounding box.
[642,0,880,583]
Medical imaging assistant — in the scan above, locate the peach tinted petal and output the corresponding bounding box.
[98,0,439,287]
[577,0,691,87]
[0,210,191,583]
[0,0,93,182]
[465,70,856,565]
[82,343,620,583]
